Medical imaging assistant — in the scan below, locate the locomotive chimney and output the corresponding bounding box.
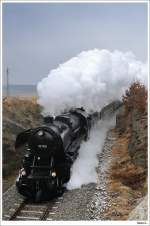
[44,116,54,124]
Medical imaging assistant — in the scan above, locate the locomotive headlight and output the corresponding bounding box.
[22,170,26,176]
[52,172,56,177]
[38,130,44,136]
[20,168,26,176]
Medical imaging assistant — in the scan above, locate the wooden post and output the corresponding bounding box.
[6,67,9,96]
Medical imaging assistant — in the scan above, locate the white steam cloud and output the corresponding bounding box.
[37,49,147,116]
[37,49,147,189]
[67,118,115,190]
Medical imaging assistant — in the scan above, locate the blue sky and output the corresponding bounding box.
[3,3,148,85]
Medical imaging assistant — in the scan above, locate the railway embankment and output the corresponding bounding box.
[94,105,148,221]
[3,97,42,191]
[98,82,148,221]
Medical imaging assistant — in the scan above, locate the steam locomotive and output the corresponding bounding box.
[15,101,122,202]
[15,108,99,202]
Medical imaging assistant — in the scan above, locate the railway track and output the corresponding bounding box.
[4,196,64,221]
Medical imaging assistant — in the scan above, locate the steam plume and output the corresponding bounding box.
[67,118,115,190]
[37,49,147,189]
[37,49,147,116]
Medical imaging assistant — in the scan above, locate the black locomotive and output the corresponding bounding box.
[15,101,122,202]
[15,108,98,202]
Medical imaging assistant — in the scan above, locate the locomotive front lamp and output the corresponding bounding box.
[38,130,44,136]
[22,170,26,176]
[52,172,56,177]
[20,168,26,176]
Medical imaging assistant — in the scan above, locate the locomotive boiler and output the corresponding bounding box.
[15,108,99,202]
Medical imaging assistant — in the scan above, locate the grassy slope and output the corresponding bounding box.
[103,107,147,220]
[3,97,43,192]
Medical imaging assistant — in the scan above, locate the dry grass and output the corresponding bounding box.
[103,130,146,220]
[2,96,43,190]
[122,81,147,114]
[3,96,42,128]
[3,171,18,192]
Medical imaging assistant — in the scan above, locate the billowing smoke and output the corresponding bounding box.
[37,49,147,116]
[67,118,115,190]
[37,49,147,189]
